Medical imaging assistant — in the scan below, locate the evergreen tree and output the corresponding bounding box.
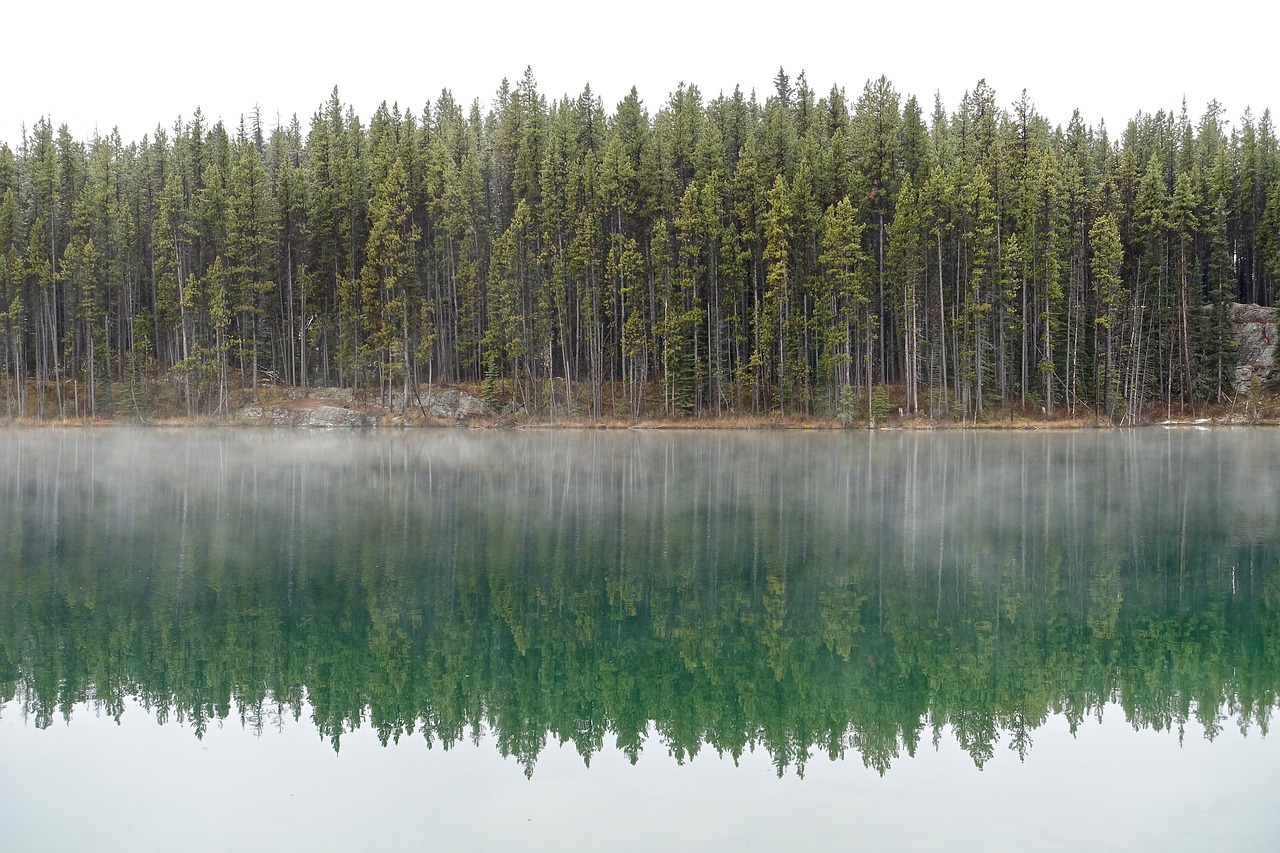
[1089,213,1125,420]
[226,132,278,399]
[0,76,1275,423]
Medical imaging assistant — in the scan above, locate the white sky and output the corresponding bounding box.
[2,1,1275,148]
[5,698,1280,850]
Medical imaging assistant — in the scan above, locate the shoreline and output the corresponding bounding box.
[5,381,1278,431]
[3,414,1276,431]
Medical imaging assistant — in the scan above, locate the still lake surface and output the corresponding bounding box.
[2,427,1279,850]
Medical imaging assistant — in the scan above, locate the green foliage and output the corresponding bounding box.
[836,384,859,425]
[0,81,1278,420]
[870,385,892,421]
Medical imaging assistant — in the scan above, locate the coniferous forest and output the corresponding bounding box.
[2,70,1279,423]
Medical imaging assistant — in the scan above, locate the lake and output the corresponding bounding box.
[2,427,1279,851]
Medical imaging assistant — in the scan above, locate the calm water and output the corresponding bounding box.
[2,428,1279,850]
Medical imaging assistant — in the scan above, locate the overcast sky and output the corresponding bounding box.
[3,1,1274,147]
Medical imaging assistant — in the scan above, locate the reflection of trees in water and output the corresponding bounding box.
[1,429,1278,775]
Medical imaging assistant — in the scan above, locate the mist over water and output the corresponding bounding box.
[6,426,1276,561]
[1,427,1278,777]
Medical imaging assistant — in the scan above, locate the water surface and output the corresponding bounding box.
[2,428,1278,850]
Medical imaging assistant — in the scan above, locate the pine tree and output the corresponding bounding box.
[362,157,419,406]
[1089,212,1125,420]
[818,197,868,407]
[888,176,926,414]
[226,132,278,399]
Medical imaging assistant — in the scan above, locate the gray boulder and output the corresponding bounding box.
[234,402,373,427]
[1232,303,1278,393]
[287,386,355,403]
[389,389,487,420]
[426,389,486,420]
[303,405,373,427]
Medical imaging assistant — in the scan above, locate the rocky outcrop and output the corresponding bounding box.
[286,386,355,404]
[234,401,374,427]
[389,389,487,420]
[1232,303,1278,393]
[424,390,487,420]
[233,386,486,426]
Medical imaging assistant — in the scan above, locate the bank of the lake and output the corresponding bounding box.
[6,379,1280,431]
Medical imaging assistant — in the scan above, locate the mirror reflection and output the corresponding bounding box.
[2,429,1276,776]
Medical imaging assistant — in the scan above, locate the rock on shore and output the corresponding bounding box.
[232,387,487,426]
[234,401,374,427]
[1233,303,1278,393]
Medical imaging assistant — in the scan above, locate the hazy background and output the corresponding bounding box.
[4,0,1274,146]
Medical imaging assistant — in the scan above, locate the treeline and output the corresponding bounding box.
[2,70,1279,421]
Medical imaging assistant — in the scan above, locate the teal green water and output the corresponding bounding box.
[2,428,1279,849]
